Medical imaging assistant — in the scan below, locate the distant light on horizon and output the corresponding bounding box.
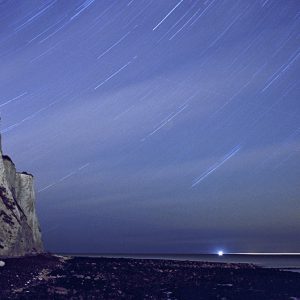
[1,0,299,254]
[231,253,300,255]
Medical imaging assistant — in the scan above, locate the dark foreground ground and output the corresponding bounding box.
[0,254,300,299]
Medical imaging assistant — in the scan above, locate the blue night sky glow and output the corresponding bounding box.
[0,0,299,253]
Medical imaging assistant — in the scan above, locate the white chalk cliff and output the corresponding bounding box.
[0,135,43,256]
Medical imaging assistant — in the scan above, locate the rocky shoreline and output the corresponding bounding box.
[0,254,300,299]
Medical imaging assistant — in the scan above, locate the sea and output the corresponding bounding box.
[71,254,300,273]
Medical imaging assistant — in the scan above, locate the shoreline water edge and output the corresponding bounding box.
[0,253,300,299]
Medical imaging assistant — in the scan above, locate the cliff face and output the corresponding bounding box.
[0,136,43,257]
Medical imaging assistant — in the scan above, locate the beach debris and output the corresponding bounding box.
[0,261,5,267]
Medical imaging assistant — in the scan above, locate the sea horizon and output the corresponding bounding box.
[54,253,300,270]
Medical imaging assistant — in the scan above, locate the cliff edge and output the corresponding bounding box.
[0,136,43,257]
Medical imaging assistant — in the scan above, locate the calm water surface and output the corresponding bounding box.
[69,254,300,271]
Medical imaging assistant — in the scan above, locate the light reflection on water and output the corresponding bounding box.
[68,254,300,270]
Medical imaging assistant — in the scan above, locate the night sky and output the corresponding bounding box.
[0,0,299,254]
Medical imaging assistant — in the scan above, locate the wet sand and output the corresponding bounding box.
[1,254,300,299]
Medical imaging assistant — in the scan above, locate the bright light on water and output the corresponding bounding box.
[218,251,224,256]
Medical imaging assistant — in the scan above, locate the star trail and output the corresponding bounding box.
[0,0,299,254]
